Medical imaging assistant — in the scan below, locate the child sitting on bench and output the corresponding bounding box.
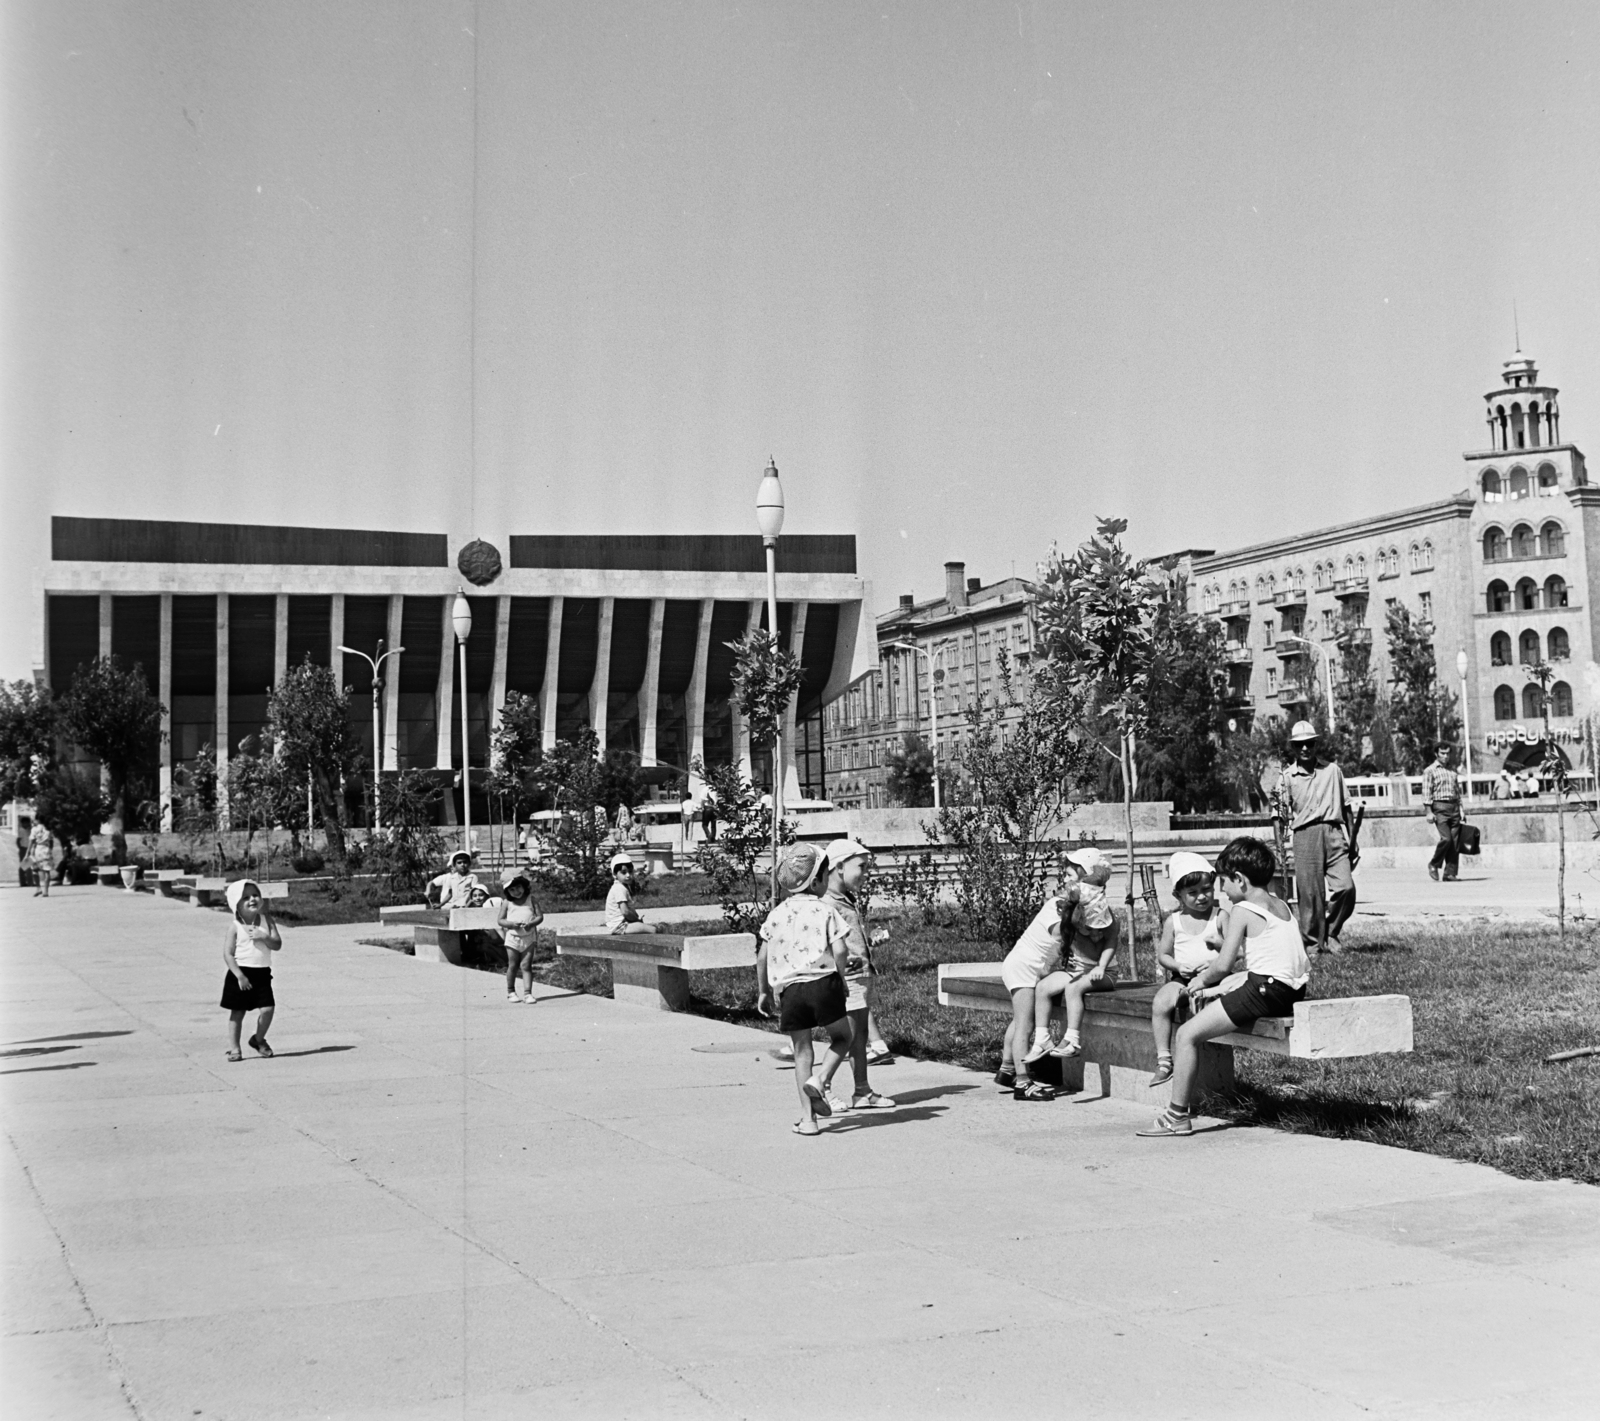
[1148,851,1228,1087]
[1023,846,1119,1065]
[1138,835,1309,1138]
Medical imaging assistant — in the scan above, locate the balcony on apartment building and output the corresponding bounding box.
[1273,585,1307,609]
[1333,576,1370,600]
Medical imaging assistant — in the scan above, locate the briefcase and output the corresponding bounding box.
[1455,822,1481,856]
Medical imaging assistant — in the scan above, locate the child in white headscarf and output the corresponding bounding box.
[220,879,281,1061]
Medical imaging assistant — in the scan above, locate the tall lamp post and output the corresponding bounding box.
[757,460,785,903]
[1282,633,1336,728]
[335,640,405,833]
[452,594,474,857]
[1457,648,1472,802]
[887,640,942,811]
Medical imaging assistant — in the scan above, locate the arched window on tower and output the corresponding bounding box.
[1545,574,1568,608]
[1494,685,1515,720]
[1553,681,1573,717]
[1482,469,1503,502]
[1487,579,1510,613]
[1548,627,1570,662]
[1490,631,1511,666]
[1523,684,1545,719]
[1540,521,1565,557]
[1548,403,1560,444]
[1538,463,1559,495]
[1512,524,1536,558]
[1497,405,1509,448]
[1483,528,1506,562]
[1516,577,1539,610]
[1519,629,1541,665]
[1511,403,1527,450]
[1509,466,1529,499]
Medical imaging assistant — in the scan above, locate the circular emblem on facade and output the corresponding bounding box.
[457,538,503,587]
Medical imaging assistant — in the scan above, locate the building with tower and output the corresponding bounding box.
[1189,350,1590,771]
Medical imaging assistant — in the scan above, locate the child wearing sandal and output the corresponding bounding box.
[1148,852,1228,1087]
[1138,836,1309,1138]
[220,880,281,1061]
[496,872,544,1002]
[755,844,853,1135]
[815,838,896,1115]
[997,890,1074,1101]
[1021,846,1120,1068]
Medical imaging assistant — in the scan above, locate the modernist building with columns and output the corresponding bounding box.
[36,519,873,824]
[1189,351,1592,768]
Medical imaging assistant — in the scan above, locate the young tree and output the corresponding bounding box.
[0,680,57,802]
[1036,517,1167,971]
[532,728,610,896]
[267,660,358,866]
[1386,604,1458,771]
[1330,634,1395,774]
[55,656,164,863]
[692,756,795,933]
[33,768,106,850]
[727,625,806,902]
[1134,576,1229,811]
[366,769,448,903]
[884,732,935,807]
[488,690,541,852]
[1526,661,1571,944]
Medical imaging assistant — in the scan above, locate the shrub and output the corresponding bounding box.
[692,757,793,933]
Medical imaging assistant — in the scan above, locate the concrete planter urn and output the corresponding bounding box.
[119,865,140,891]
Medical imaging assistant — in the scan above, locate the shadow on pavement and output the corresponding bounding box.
[876,1083,980,1106]
[826,1104,950,1133]
[261,1044,358,1058]
[1,1061,96,1075]
[9,1030,134,1044]
[1,1044,81,1058]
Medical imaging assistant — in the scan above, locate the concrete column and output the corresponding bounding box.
[215,594,230,828]
[685,598,714,793]
[488,595,511,734]
[382,596,403,773]
[782,600,809,802]
[158,594,173,831]
[98,593,112,798]
[329,595,345,691]
[589,597,615,754]
[435,600,456,774]
[272,593,289,689]
[541,597,564,752]
[639,599,665,766]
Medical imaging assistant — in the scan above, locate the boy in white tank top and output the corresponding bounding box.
[1138,836,1308,1138]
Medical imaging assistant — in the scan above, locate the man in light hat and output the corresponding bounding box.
[1273,720,1357,953]
[605,851,656,934]
[427,850,483,910]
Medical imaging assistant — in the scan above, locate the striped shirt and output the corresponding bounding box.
[1422,762,1462,804]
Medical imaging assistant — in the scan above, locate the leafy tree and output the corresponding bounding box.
[364,769,448,903]
[727,628,805,752]
[1134,576,1229,812]
[0,680,56,801]
[1216,718,1293,812]
[1036,517,1168,970]
[933,652,1094,944]
[1330,635,1395,774]
[884,732,934,807]
[488,690,542,852]
[33,768,106,848]
[55,656,164,863]
[692,756,795,933]
[599,749,644,816]
[1525,660,1572,944]
[1386,604,1458,771]
[532,728,611,897]
[267,659,358,866]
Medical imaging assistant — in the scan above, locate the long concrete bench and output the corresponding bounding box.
[95,865,122,887]
[380,905,503,964]
[556,931,756,1011]
[155,869,184,897]
[170,876,228,908]
[937,964,1413,1106]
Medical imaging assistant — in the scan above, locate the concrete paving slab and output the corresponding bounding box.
[0,1328,136,1420]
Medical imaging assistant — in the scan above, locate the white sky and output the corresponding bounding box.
[3,0,1598,678]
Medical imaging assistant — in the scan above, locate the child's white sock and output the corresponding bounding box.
[1064,1028,1080,1045]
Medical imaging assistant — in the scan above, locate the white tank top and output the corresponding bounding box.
[1234,899,1310,989]
[1170,907,1225,975]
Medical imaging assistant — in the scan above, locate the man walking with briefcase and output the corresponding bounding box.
[1423,744,1465,882]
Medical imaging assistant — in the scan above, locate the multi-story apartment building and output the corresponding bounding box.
[823,562,1038,808]
[1190,350,1590,768]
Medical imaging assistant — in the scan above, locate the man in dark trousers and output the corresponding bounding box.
[1422,744,1463,882]
[1274,720,1358,953]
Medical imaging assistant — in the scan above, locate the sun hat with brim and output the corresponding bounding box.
[1288,720,1320,743]
[224,880,260,914]
[824,838,872,869]
[449,850,473,867]
[1167,851,1215,885]
[776,843,827,894]
[501,870,532,893]
[609,852,635,872]
[1063,845,1113,885]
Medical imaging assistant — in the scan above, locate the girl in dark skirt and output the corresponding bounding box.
[221,880,281,1061]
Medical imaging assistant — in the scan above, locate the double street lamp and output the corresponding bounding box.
[1280,633,1337,728]
[1457,648,1473,802]
[335,640,404,833]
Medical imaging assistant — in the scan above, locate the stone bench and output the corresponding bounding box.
[155,870,184,897]
[555,931,756,1011]
[936,964,1413,1106]
[95,866,122,887]
[381,905,503,964]
[171,876,228,908]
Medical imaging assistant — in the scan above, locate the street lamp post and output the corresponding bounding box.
[335,640,405,833]
[452,594,474,858]
[1283,634,1336,728]
[756,460,785,904]
[1457,648,1472,802]
[887,640,941,811]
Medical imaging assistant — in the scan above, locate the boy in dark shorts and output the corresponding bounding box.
[1137,836,1309,1138]
[756,844,853,1136]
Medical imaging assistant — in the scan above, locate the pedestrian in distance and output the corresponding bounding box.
[1422,744,1464,883]
[220,879,281,1061]
[1273,720,1358,954]
[814,838,896,1113]
[26,820,53,897]
[755,843,853,1136]
[605,852,657,934]
[496,871,544,1001]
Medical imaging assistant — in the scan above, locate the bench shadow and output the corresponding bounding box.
[0,1044,81,1059]
[530,990,588,1004]
[1,1061,96,1075]
[262,1045,357,1059]
[9,1030,133,1045]
[826,1104,950,1133]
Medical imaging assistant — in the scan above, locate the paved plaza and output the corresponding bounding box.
[3,886,1599,1420]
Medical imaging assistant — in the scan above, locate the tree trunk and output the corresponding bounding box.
[311,765,346,866]
[1558,793,1567,949]
[1121,729,1137,980]
[108,780,128,865]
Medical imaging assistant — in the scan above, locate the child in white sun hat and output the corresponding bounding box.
[814,838,896,1113]
[1148,851,1228,1086]
[604,852,656,934]
[1022,846,1121,1067]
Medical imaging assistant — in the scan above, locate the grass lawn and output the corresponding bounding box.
[516,909,1600,1185]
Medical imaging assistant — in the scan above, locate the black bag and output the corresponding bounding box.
[1455,821,1481,856]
